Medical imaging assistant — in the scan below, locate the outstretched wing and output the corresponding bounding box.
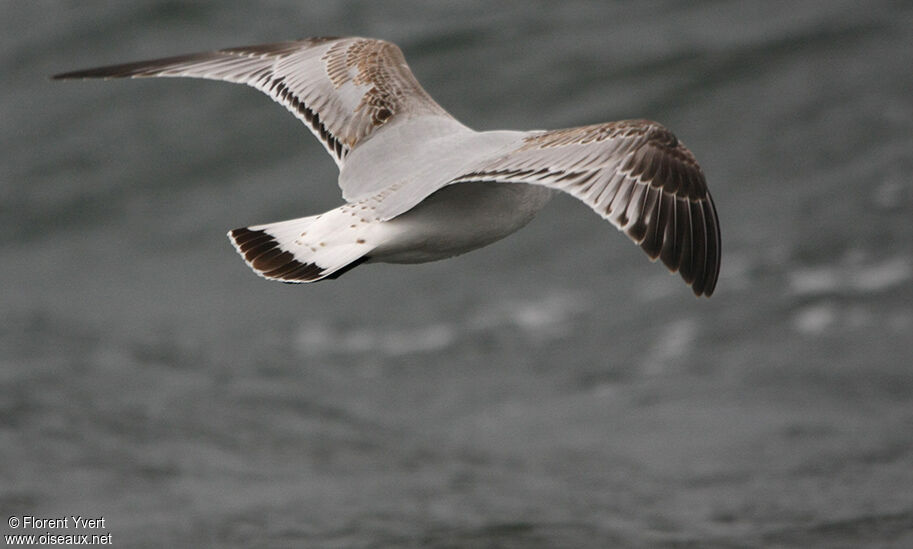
[53,37,452,169]
[449,120,721,296]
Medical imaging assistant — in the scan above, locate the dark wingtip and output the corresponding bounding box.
[51,69,97,80]
[644,191,720,298]
[693,278,715,298]
[51,67,126,80]
[50,51,219,81]
[51,66,130,80]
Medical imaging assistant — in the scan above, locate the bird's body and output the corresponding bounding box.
[55,36,721,296]
[374,181,553,264]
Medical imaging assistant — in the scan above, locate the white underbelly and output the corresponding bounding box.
[370,181,553,263]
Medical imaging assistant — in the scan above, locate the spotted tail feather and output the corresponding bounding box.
[228,214,371,283]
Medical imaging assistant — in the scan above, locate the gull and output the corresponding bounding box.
[54,37,721,296]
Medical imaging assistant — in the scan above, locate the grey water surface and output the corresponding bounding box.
[3,1,913,547]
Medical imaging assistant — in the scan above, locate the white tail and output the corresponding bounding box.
[228,210,373,283]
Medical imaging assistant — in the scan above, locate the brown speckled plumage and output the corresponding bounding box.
[55,38,720,296]
[54,37,446,165]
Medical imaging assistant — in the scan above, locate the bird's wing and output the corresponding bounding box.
[448,120,721,296]
[53,37,452,170]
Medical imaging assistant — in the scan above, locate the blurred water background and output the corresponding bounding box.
[2,1,913,547]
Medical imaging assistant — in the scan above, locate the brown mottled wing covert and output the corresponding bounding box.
[450,120,721,296]
[53,37,450,167]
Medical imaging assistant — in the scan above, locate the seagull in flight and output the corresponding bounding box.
[55,37,720,296]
